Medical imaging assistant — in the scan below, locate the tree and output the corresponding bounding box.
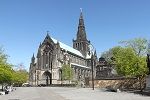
[0,47,13,90]
[0,65,13,84]
[101,50,113,63]
[0,47,28,87]
[12,69,29,86]
[112,47,147,76]
[120,38,147,56]
[61,64,73,81]
[12,63,28,86]
[101,38,149,77]
[120,38,149,75]
[101,45,148,77]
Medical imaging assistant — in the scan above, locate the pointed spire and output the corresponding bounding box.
[43,31,51,44]
[94,50,97,59]
[39,42,41,47]
[77,8,87,40]
[46,31,50,39]
[32,53,35,58]
[80,8,83,13]
[79,8,84,27]
[79,8,83,19]
[37,42,42,58]
[31,53,35,63]
[94,50,97,55]
[46,31,49,35]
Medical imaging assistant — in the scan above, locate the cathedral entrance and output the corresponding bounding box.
[43,71,52,86]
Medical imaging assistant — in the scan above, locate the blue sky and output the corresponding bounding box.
[0,0,150,70]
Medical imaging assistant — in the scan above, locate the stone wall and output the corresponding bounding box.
[89,77,146,90]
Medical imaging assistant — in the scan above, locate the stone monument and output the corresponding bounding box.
[145,54,150,91]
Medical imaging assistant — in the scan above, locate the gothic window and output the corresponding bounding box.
[72,56,74,62]
[78,43,79,49]
[51,62,52,69]
[81,43,83,50]
[75,57,78,63]
[49,53,53,69]
[42,55,44,69]
[74,56,76,63]
[77,58,79,64]
[80,59,82,65]
[46,53,48,65]
[80,43,81,50]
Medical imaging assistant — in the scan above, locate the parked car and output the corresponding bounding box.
[38,84,46,87]
[22,83,31,87]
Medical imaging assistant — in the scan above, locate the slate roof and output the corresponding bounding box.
[51,37,84,58]
[70,63,90,69]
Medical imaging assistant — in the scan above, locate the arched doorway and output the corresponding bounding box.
[42,71,52,86]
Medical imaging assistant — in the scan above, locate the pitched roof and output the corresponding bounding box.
[71,63,90,69]
[51,37,84,58]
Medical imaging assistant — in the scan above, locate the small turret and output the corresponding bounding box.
[37,43,41,58]
[94,50,97,59]
[31,53,35,64]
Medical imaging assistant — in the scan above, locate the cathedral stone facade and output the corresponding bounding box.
[29,11,97,86]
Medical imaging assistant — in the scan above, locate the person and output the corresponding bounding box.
[81,80,85,88]
[4,86,9,94]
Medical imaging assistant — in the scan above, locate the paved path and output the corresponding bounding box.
[47,87,150,100]
[0,87,66,100]
[0,87,150,100]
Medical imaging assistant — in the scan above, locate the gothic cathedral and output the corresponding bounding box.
[29,11,97,86]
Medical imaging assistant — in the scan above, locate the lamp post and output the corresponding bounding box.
[91,54,94,90]
[35,70,36,86]
[89,44,95,90]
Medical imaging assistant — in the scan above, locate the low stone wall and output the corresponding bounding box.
[90,77,146,90]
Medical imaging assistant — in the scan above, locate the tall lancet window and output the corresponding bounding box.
[49,52,52,69]
[44,44,50,69]
[42,54,44,69]
[45,52,48,68]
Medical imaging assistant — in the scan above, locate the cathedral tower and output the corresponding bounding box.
[73,9,90,57]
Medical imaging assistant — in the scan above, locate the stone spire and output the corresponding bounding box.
[37,43,41,58]
[73,9,90,57]
[76,8,87,41]
[94,50,97,59]
[31,53,35,64]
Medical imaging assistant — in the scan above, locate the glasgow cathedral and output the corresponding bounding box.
[29,11,111,86]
